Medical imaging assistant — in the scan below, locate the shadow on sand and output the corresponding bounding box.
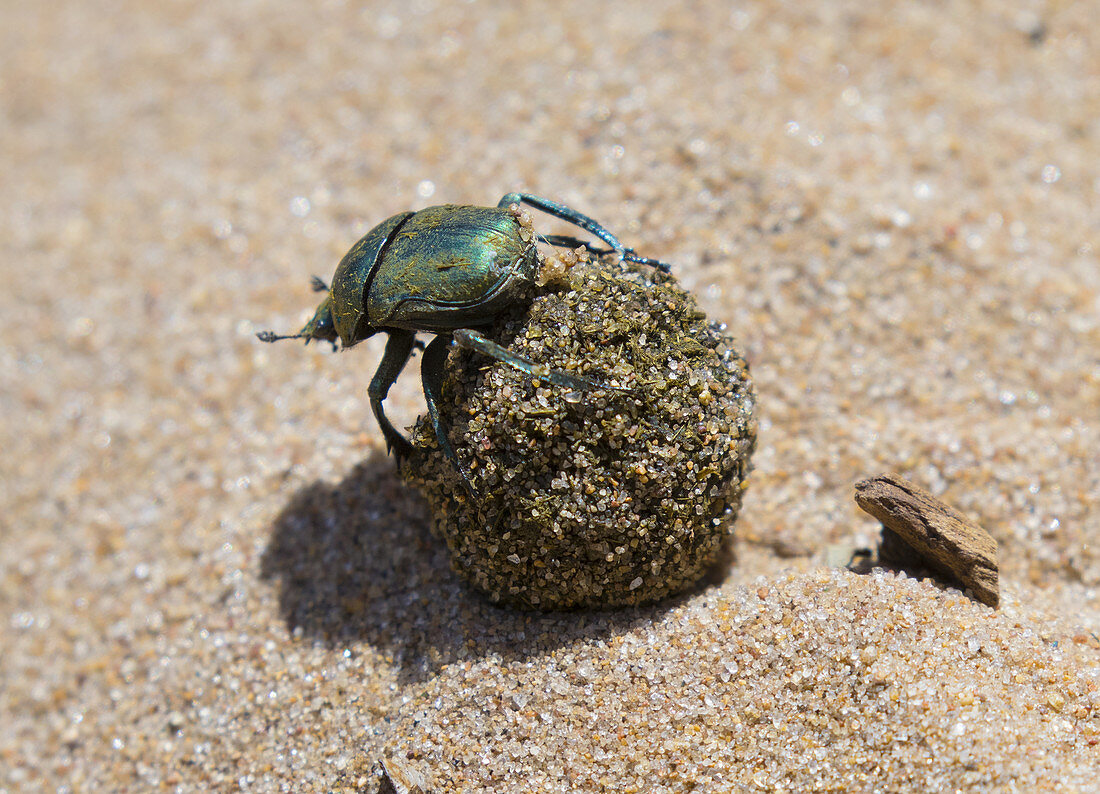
[260,452,697,683]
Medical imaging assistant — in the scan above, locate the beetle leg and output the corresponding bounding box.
[368,330,417,459]
[538,235,669,272]
[537,233,614,257]
[452,328,632,394]
[421,334,477,497]
[498,192,671,273]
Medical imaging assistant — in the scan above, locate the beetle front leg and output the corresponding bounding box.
[369,330,417,459]
[421,334,477,497]
[452,328,632,394]
[498,192,671,273]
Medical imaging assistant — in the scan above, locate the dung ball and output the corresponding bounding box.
[401,253,756,610]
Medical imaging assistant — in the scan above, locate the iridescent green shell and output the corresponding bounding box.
[329,206,539,345]
[366,206,538,332]
[329,211,413,344]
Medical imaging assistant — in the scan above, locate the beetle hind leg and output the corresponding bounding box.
[498,192,671,273]
[538,233,614,257]
[538,234,668,272]
[369,330,417,459]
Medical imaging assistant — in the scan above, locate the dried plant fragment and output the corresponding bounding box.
[854,474,999,608]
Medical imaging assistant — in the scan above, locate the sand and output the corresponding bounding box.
[2,0,1098,791]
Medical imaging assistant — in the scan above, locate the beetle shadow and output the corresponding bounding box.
[259,452,689,684]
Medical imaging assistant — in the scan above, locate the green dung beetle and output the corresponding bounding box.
[258,192,670,494]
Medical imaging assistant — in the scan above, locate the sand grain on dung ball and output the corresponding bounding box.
[402,252,757,609]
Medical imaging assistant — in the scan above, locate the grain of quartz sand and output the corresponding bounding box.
[4,0,1100,792]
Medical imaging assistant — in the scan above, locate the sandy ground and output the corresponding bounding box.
[2,0,1099,791]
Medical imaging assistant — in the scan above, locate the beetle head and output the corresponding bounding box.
[257,293,341,350]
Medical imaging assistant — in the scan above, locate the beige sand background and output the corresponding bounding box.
[3,1,1099,791]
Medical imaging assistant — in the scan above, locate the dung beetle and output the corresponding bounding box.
[259,192,670,493]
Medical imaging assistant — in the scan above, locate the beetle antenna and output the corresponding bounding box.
[256,330,304,343]
[310,276,329,292]
[256,330,339,352]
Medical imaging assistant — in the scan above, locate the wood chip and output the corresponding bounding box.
[854,474,999,608]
